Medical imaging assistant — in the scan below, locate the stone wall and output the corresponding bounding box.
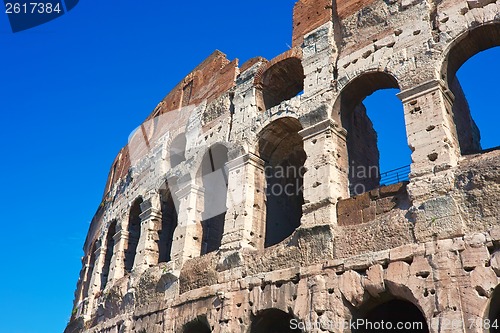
[66,0,500,332]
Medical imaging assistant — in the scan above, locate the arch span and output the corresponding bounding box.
[255,49,304,110]
[250,308,301,333]
[257,117,305,247]
[182,316,211,333]
[333,71,409,196]
[353,297,429,333]
[441,23,500,154]
[198,144,229,255]
[124,197,143,273]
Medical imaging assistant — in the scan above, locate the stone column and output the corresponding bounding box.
[76,256,93,320]
[298,118,349,227]
[397,80,461,203]
[220,153,266,251]
[87,244,106,295]
[398,80,461,176]
[84,243,106,317]
[133,195,162,272]
[107,227,127,282]
[170,183,204,266]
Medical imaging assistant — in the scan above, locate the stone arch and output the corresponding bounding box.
[158,181,178,263]
[197,143,229,255]
[250,308,301,333]
[487,284,500,333]
[169,133,187,168]
[333,71,406,196]
[440,23,500,88]
[255,48,304,110]
[257,117,306,248]
[100,220,116,290]
[440,23,500,155]
[124,197,143,273]
[352,295,429,332]
[182,316,211,333]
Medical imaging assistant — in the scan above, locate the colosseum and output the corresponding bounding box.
[65,0,500,332]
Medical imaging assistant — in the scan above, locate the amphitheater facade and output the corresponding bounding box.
[65,0,500,332]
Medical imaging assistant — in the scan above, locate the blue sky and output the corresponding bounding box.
[0,2,497,333]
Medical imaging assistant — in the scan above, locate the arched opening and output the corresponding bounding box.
[258,117,306,248]
[488,284,500,333]
[334,72,410,196]
[158,184,178,263]
[199,144,228,255]
[124,197,143,273]
[260,57,304,110]
[183,316,211,333]
[100,220,116,290]
[170,134,187,167]
[250,308,301,333]
[444,24,500,154]
[353,298,429,333]
[81,242,97,300]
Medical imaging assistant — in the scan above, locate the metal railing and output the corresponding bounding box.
[379,164,411,186]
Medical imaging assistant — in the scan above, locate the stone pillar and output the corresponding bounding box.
[107,227,127,282]
[84,243,105,317]
[298,118,349,226]
[170,183,204,266]
[87,244,105,295]
[220,153,266,251]
[76,257,93,320]
[398,80,461,176]
[398,80,461,204]
[133,195,162,272]
[301,21,335,97]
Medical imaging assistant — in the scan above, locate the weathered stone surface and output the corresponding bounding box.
[65,1,500,332]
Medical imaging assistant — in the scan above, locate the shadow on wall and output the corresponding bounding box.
[258,117,306,248]
[352,296,429,333]
[251,309,301,333]
[125,197,143,273]
[198,144,229,255]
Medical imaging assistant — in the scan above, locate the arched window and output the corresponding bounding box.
[199,144,229,255]
[158,184,178,263]
[353,299,429,332]
[100,220,116,290]
[444,24,500,154]
[259,56,304,110]
[258,117,306,247]
[183,316,211,333]
[81,242,97,300]
[124,197,143,273]
[250,309,301,333]
[334,72,410,196]
[170,134,187,168]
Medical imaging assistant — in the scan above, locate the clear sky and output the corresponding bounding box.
[0,2,498,333]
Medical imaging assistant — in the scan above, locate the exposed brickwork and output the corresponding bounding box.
[337,182,409,226]
[292,0,333,47]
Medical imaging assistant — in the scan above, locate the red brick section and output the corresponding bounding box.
[150,50,238,118]
[336,0,377,19]
[240,56,268,74]
[292,0,333,47]
[337,182,408,226]
[253,47,303,88]
[102,146,131,199]
[101,51,239,198]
